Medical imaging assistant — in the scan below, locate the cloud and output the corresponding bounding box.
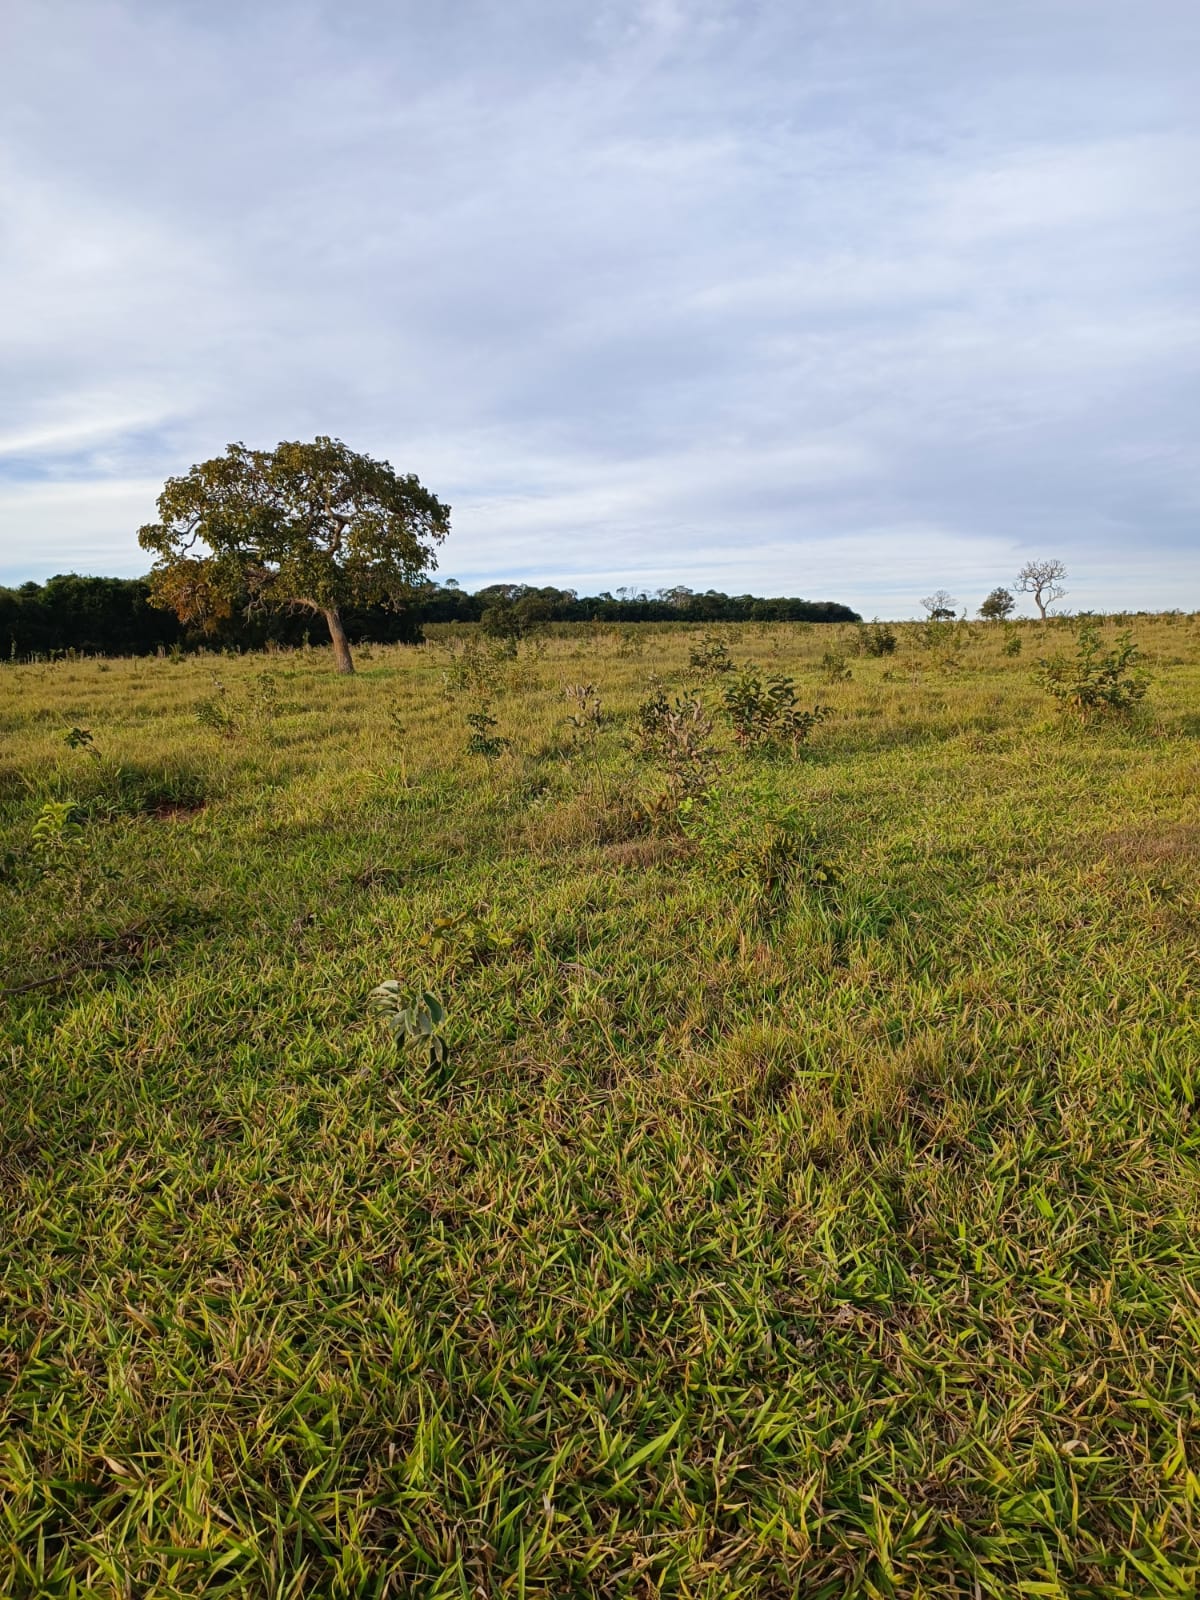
[1,0,1198,613]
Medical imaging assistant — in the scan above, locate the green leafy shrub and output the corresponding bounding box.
[564,683,603,746]
[726,824,838,919]
[614,625,645,658]
[820,650,852,682]
[465,702,510,758]
[858,620,898,657]
[246,671,280,724]
[687,633,735,676]
[724,671,829,754]
[195,677,236,737]
[438,635,514,700]
[634,691,720,827]
[1036,622,1150,721]
[63,726,100,758]
[4,799,116,905]
[419,909,533,964]
[913,616,966,671]
[28,800,86,878]
[632,682,671,760]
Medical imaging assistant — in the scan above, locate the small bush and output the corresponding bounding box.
[632,682,671,760]
[1036,622,1150,721]
[726,825,838,918]
[63,726,100,757]
[246,671,280,724]
[28,800,86,879]
[687,633,735,676]
[3,800,116,906]
[564,683,603,747]
[438,635,515,700]
[724,671,829,755]
[419,910,532,965]
[195,677,237,737]
[465,702,510,758]
[858,620,898,657]
[634,690,720,827]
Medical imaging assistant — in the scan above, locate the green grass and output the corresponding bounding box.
[1,615,1198,1598]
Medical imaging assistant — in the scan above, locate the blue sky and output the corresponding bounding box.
[2,0,1198,615]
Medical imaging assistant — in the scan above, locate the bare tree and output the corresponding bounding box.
[920,589,958,621]
[1016,559,1068,619]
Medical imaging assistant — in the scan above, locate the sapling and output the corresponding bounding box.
[465,702,509,758]
[369,983,450,1068]
[63,727,100,759]
[1036,621,1149,721]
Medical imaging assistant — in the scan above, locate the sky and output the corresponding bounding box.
[1,0,1198,616]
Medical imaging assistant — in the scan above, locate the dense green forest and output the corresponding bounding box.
[0,574,860,657]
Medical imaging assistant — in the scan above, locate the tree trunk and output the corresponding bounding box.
[1035,595,1047,619]
[323,606,355,674]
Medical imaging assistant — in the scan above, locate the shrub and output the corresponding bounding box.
[634,690,720,827]
[438,635,515,700]
[915,617,964,670]
[1036,621,1149,720]
[820,650,852,682]
[195,677,237,737]
[63,726,100,757]
[724,670,829,755]
[858,620,898,657]
[247,671,280,724]
[632,682,671,760]
[465,702,510,758]
[687,633,735,676]
[419,910,532,965]
[726,825,838,919]
[5,799,114,906]
[564,683,603,747]
[29,800,86,879]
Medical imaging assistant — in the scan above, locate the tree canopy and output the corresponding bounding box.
[979,586,1015,620]
[138,437,450,673]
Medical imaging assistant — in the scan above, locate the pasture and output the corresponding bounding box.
[1,615,1198,1598]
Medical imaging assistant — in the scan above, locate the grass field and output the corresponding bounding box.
[2,614,1199,1598]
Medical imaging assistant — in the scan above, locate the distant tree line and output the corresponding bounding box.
[0,574,861,658]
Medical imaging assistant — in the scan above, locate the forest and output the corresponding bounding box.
[0,573,861,658]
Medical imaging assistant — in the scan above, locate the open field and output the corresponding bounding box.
[2,615,1199,1598]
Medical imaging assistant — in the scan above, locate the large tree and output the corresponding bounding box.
[1016,558,1068,620]
[138,437,450,673]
